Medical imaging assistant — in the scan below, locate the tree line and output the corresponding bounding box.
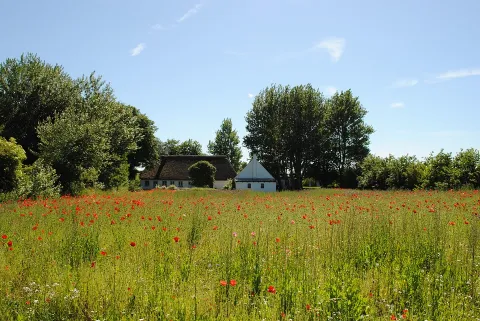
[1,53,478,199]
[357,149,480,190]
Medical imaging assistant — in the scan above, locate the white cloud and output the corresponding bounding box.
[392,79,418,88]
[151,24,165,30]
[248,93,254,98]
[325,86,337,96]
[390,102,405,108]
[130,43,146,56]
[436,68,480,80]
[314,37,346,62]
[177,3,203,23]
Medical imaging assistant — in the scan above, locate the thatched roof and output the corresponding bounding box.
[140,155,236,181]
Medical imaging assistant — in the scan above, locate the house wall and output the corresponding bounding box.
[141,180,228,189]
[141,180,192,189]
[236,182,276,192]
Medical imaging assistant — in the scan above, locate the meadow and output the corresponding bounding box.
[0,189,479,320]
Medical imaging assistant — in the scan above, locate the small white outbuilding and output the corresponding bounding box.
[235,154,276,192]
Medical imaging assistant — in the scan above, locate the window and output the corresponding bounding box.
[247,183,251,189]
[145,180,150,187]
[188,181,192,186]
[178,181,183,187]
[162,181,167,186]
[153,181,158,187]
[261,183,265,189]
[170,181,175,186]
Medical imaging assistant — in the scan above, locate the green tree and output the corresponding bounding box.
[178,139,203,155]
[158,139,181,155]
[37,73,139,194]
[126,106,159,178]
[244,84,326,189]
[208,118,242,171]
[188,160,216,188]
[451,148,480,188]
[422,150,454,190]
[0,137,27,193]
[357,154,388,189]
[19,158,61,199]
[0,53,78,163]
[323,90,374,181]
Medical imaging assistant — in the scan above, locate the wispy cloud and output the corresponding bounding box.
[314,37,346,62]
[325,86,337,96]
[130,43,146,56]
[391,79,418,88]
[151,24,166,31]
[177,3,203,23]
[390,102,405,108]
[436,68,480,81]
[248,93,254,98]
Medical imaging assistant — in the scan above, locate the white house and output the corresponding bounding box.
[235,154,276,192]
[139,155,237,189]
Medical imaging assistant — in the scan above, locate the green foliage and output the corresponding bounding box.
[302,177,316,187]
[0,53,78,163]
[323,90,374,176]
[167,184,177,190]
[0,137,26,193]
[21,158,61,199]
[245,86,373,189]
[126,107,159,178]
[358,150,480,190]
[188,160,216,188]
[128,173,142,192]
[208,118,242,172]
[159,139,203,156]
[223,178,234,190]
[100,157,130,190]
[244,84,326,190]
[37,73,140,194]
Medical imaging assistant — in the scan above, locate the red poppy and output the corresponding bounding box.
[390,315,397,320]
[91,261,96,268]
[7,240,12,247]
[2,234,7,239]
[100,251,107,256]
[130,242,136,247]
[275,238,280,243]
[220,280,227,287]
[267,285,276,294]
[230,279,237,286]
[306,304,311,310]
[173,236,180,243]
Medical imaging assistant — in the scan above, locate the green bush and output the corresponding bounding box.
[188,161,216,188]
[167,184,177,190]
[0,137,26,193]
[21,158,61,199]
[128,173,141,192]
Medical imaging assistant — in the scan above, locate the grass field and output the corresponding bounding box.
[0,188,479,320]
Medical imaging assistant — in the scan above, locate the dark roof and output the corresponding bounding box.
[140,155,237,181]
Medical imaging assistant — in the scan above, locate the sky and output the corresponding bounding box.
[1,0,480,161]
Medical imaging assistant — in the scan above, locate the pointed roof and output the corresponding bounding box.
[235,154,276,182]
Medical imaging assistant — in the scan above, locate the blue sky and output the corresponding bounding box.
[2,0,480,161]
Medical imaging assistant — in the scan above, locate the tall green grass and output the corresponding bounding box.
[0,189,479,320]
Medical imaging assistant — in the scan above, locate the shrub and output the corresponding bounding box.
[21,158,61,199]
[188,161,216,188]
[128,173,141,192]
[223,178,234,190]
[167,184,177,190]
[0,137,26,193]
